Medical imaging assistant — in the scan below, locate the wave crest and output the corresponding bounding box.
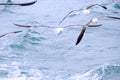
[69,64,120,80]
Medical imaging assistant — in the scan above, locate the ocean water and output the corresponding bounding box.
[0,0,120,80]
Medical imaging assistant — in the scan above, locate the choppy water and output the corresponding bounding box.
[0,0,120,80]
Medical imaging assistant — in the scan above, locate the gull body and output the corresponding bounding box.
[92,18,98,23]
[0,16,119,45]
[82,9,90,15]
[53,27,64,35]
[59,4,107,24]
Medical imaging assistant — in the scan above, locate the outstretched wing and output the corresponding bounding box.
[76,26,86,45]
[75,19,102,45]
[14,23,54,29]
[0,0,37,6]
[18,0,37,6]
[88,24,102,27]
[14,23,33,28]
[86,4,107,9]
[59,10,78,24]
[0,30,22,38]
[105,16,120,20]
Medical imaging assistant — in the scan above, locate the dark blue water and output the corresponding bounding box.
[0,0,120,80]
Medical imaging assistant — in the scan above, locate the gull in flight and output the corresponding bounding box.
[0,16,119,45]
[13,23,102,45]
[13,23,101,35]
[76,16,120,45]
[59,4,107,24]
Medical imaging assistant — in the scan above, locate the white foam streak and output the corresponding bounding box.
[0,61,43,80]
[0,77,26,80]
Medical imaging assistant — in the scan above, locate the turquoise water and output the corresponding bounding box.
[0,0,120,80]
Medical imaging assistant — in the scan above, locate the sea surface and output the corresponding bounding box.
[0,0,120,80]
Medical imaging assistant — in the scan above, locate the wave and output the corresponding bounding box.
[114,2,120,9]
[0,29,47,61]
[69,61,120,80]
[0,29,46,49]
[0,60,120,80]
[0,61,42,80]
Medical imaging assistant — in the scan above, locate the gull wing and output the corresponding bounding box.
[86,4,107,9]
[59,10,78,24]
[0,31,22,38]
[76,26,86,45]
[0,0,37,6]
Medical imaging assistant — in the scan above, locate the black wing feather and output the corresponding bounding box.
[76,26,86,45]
[0,0,37,6]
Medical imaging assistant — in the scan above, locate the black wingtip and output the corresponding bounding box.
[88,24,102,27]
[14,23,32,28]
[102,6,107,9]
[20,0,37,6]
[76,41,79,45]
[75,26,86,45]
[107,16,120,20]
